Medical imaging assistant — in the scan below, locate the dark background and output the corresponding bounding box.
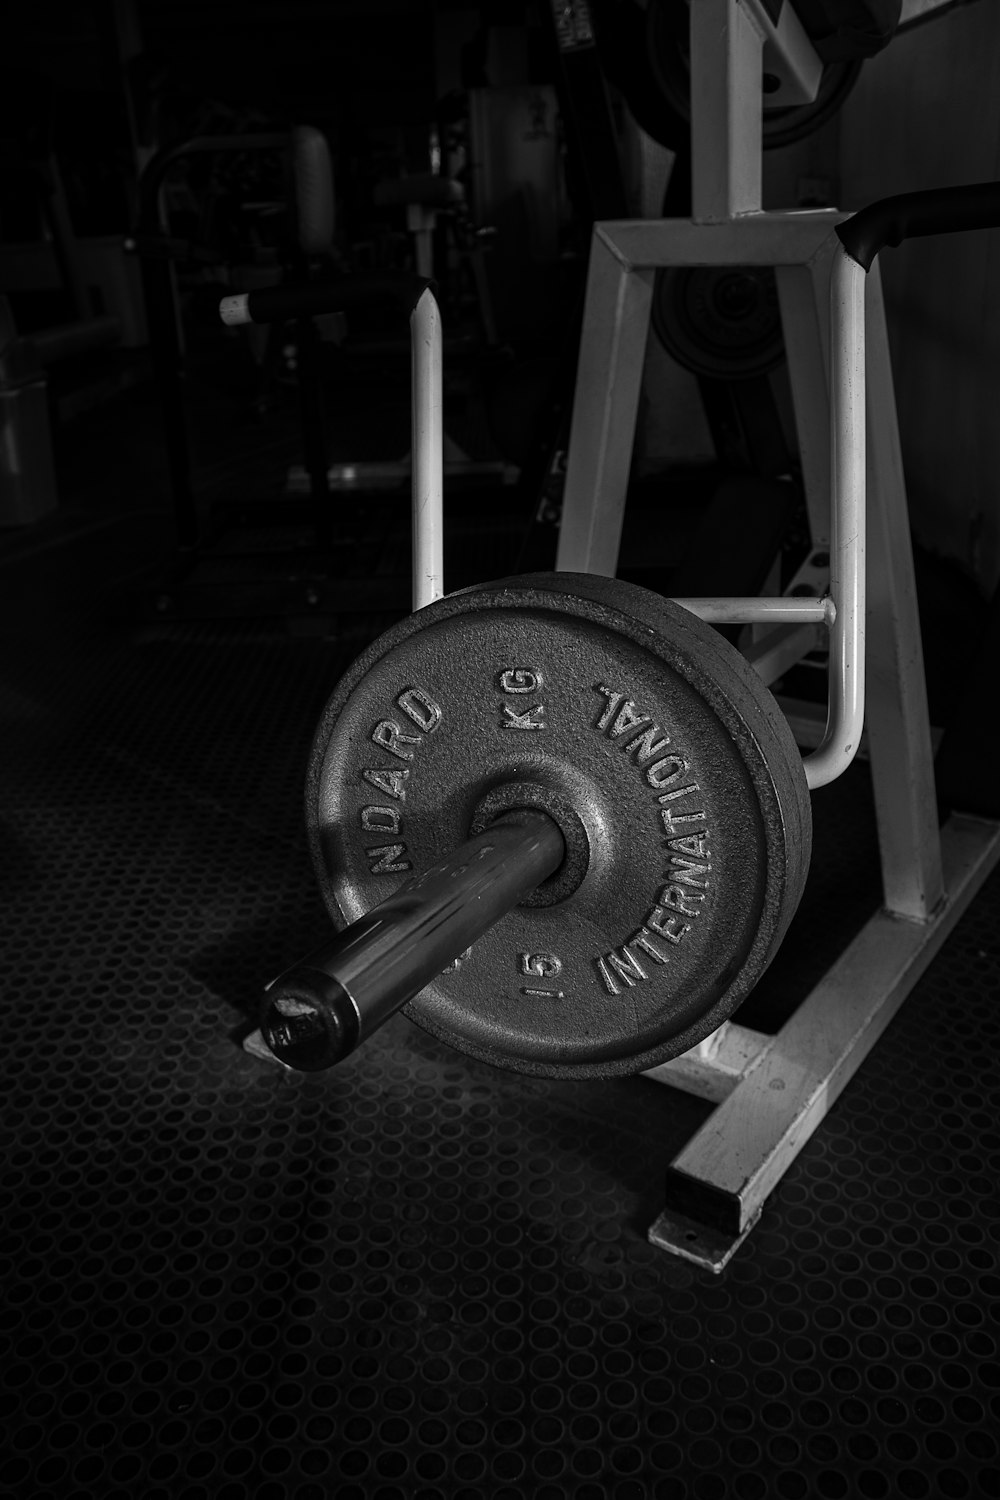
[1,4,998,1499]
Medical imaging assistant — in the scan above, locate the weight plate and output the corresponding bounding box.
[758,58,863,152]
[644,0,864,152]
[306,573,812,1078]
[652,266,785,381]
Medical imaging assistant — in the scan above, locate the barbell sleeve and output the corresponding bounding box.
[259,811,566,1071]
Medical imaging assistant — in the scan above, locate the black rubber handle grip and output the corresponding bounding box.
[236,274,433,325]
[836,182,1000,271]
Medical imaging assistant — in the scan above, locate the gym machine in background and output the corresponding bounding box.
[129,127,384,615]
[232,0,1000,1272]
[130,118,521,619]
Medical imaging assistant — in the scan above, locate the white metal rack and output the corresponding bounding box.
[547,0,1000,1270]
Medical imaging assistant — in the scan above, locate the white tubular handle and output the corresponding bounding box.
[674,243,866,791]
[675,597,833,626]
[802,242,867,791]
[410,288,444,610]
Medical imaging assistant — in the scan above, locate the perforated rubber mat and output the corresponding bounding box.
[2,619,999,1500]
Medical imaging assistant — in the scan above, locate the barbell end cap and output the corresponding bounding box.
[259,967,361,1071]
[219,292,251,326]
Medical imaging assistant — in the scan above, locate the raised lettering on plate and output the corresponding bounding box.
[646,755,689,789]
[360,805,401,835]
[371,720,422,762]
[503,704,546,730]
[397,686,442,733]
[499,669,543,694]
[594,685,622,730]
[519,951,564,998]
[362,767,410,801]
[520,953,563,978]
[366,844,411,874]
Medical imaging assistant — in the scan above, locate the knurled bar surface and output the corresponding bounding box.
[1,621,997,1500]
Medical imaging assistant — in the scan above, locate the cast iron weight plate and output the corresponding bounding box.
[652,265,785,381]
[306,573,812,1078]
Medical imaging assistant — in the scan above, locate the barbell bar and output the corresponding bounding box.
[260,811,565,1070]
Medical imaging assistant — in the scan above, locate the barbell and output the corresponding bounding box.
[260,571,811,1077]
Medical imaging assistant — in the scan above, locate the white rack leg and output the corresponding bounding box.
[649,813,1000,1272]
[643,1021,773,1105]
[775,258,834,550]
[862,265,944,918]
[555,229,653,576]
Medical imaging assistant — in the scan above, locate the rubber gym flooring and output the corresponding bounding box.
[0,370,998,1500]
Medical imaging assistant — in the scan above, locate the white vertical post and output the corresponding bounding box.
[862,264,944,918]
[774,258,835,549]
[555,230,654,575]
[410,288,444,609]
[690,0,765,223]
